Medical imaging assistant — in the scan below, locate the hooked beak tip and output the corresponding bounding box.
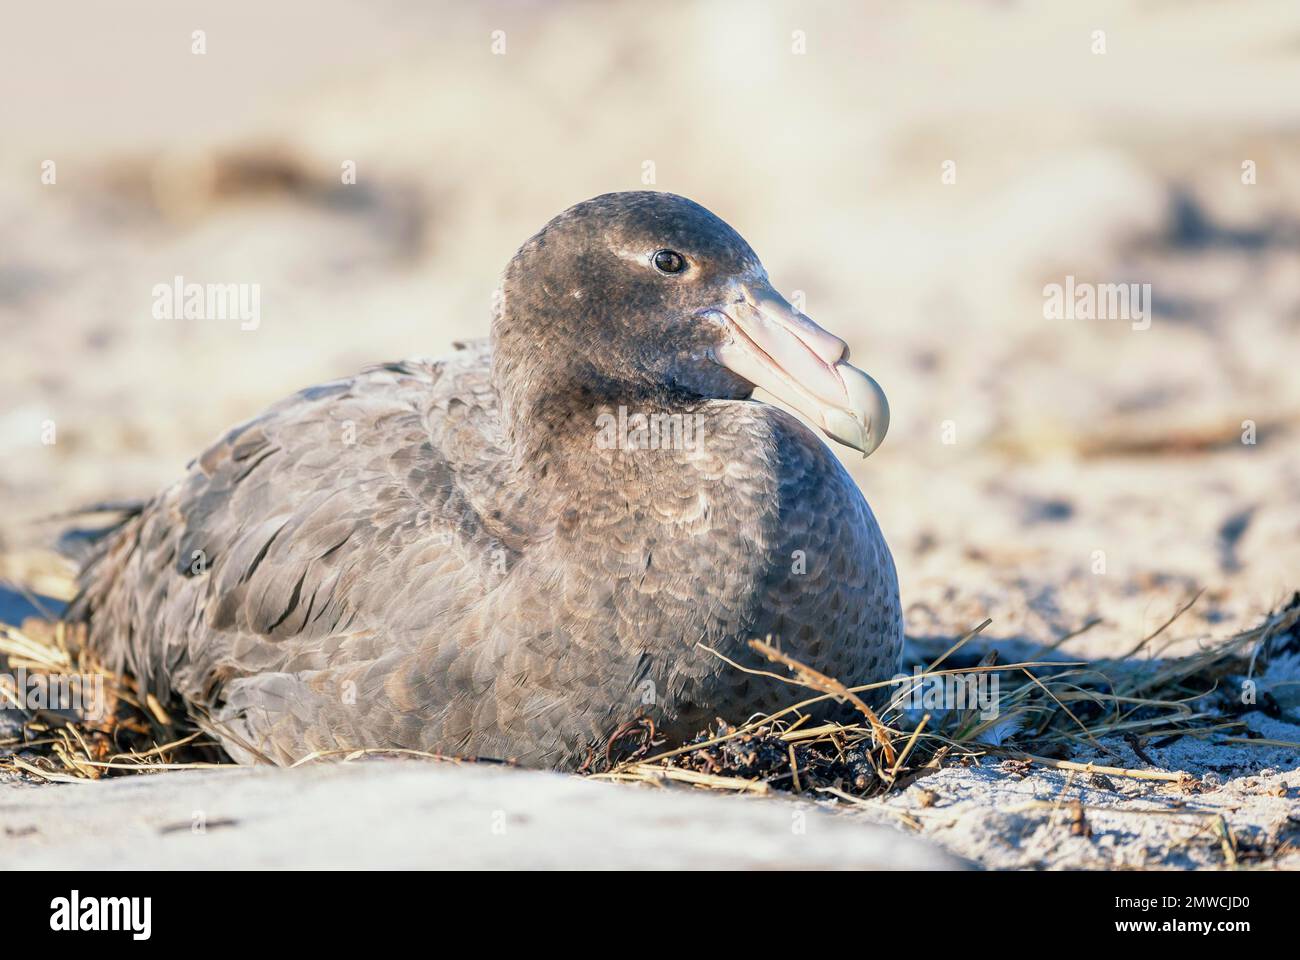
[827,364,889,457]
[711,285,891,458]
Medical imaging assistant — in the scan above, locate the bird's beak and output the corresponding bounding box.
[710,283,889,456]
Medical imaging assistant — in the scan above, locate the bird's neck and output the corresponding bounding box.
[491,340,701,472]
[503,388,713,479]
[489,303,730,486]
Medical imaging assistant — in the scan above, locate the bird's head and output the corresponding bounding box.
[492,191,889,457]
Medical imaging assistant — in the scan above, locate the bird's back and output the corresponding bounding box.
[67,343,518,762]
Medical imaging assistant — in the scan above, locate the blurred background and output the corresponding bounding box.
[2,0,1298,656]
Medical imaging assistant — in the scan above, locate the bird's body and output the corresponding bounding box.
[67,192,902,768]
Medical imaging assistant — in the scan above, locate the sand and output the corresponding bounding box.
[1,1,1297,869]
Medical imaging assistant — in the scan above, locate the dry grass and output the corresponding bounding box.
[589,594,1300,800]
[2,571,1297,794]
[0,616,229,781]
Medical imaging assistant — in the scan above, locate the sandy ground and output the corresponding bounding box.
[0,761,966,870]
[1,1,1298,868]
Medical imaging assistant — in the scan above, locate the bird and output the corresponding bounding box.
[65,191,902,769]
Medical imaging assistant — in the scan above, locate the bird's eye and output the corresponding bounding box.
[652,249,687,274]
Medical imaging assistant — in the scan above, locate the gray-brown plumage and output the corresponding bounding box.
[66,192,902,768]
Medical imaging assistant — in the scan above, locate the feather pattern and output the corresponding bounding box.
[65,193,903,769]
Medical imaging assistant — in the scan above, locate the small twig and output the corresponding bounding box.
[144,693,174,727]
[779,722,860,742]
[1220,737,1300,749]
[290,746,462,767]
[3,756,92,783]
[1030,617,1104,659]
[1007,799,1223,818]
[1123,733,1159,767]
[749,638,898,766]
[693,642,804,687]
[1119,589,1204,659]
[108,731,204,762]
[593,761,770,794]
[997,750,1189,782]
[887,714,929,781]
[1215,815,1238,867]
[924,618,994,674]
[71,759,233,771]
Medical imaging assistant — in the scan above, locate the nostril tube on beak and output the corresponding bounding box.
[750,289,848,366]
[713,284,890,457]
